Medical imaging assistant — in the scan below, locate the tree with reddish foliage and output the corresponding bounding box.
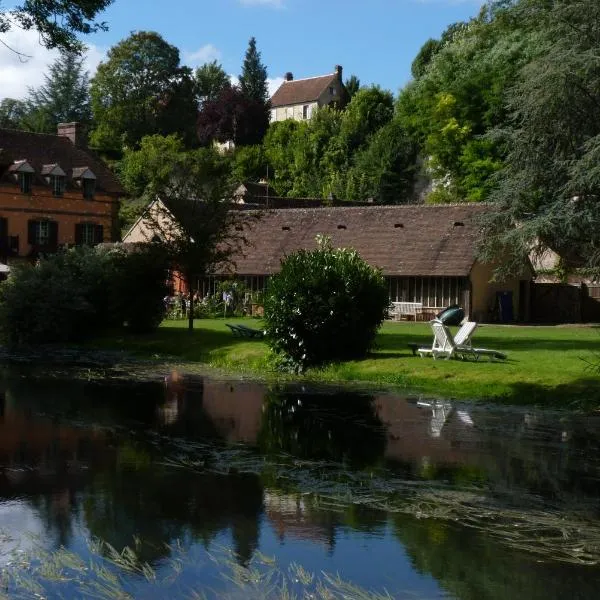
[197,85,269,147]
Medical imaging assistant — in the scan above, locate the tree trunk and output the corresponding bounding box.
[188,288,194,331]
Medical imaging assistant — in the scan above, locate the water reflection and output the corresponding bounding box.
[0,369,600,597]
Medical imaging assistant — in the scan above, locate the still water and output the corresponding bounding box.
[1,368,600,598]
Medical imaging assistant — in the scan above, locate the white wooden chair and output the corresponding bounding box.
[418,319,506,361]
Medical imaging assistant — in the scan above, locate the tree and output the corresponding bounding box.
[263,236,389,372]
[0,0,113,52]
[195,60,230,105]
[346,120,418,203]
[0,98,28,129]
[479,0,600,275]
[25,50,91,134]
[197,85,269,147]
[141,148,250,331]
[239,36,268,103]
[90,31,198,152]
[344,75,361,101]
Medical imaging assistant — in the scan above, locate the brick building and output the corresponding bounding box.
[0,123,123,263]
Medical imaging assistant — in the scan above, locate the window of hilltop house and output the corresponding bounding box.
[330,86,336,96]
[302,104,309,119]
[19,172,32,194]
[51,174,65,197]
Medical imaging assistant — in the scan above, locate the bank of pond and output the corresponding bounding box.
[1,368,600,598]
[91,319,600,407]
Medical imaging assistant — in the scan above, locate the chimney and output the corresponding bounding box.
[57,122,87,147]
[334,65,343,81]
[285,72,294,82]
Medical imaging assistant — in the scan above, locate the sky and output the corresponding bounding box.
[0,0,485,101]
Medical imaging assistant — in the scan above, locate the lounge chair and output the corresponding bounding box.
[226,323,265,339]
[417,319,506,361]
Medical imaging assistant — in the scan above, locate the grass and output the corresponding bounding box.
[89,318,600,406]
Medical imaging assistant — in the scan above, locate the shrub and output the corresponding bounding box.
[0,245,168,346]
[263,236,389,372]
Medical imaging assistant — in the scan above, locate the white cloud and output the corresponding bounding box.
[0,28,106,100]
[238,0,284,7]
[184,44,221,67]
[268,76,284,97]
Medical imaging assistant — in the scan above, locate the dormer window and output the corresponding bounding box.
[9,160,35,194]
[72,167,97,199]
[19,172,32,194]
[42,164,66,197]
[83,178,95,199]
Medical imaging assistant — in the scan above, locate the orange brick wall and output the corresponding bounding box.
[0,183,119,256]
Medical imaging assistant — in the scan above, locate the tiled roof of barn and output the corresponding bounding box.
[232,204,490,277]
[0,128,124,195]
[270,73,338,107]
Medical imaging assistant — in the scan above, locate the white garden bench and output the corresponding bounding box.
[391,301,423,321]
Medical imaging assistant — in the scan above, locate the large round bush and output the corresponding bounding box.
[263,237,389,372]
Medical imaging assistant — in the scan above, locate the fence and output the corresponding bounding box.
[530,283,600,323]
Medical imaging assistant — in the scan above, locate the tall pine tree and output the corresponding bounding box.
[235,36,270,145]
[26,50,91,133]
[239,37,269,103]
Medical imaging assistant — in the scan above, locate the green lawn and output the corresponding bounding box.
[92,318,600,407]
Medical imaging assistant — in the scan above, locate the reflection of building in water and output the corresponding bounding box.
[263,491,336,549]
[199,380,265,443]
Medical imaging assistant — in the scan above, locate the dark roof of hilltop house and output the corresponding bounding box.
[0,128,125,196]
[230,204,490,277]
[270,73,339,108]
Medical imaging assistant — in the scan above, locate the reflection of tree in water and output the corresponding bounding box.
[257,387,386,468]
[392,513,600,600]
[82,440,264,566]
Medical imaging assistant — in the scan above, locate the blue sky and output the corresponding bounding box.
[1,0,484,99]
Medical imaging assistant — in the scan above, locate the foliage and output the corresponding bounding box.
[24,49,92,133]
[0,0,113,52]
[197,85,270,147]
[239,36,269,103]
[263,236,389,372]
[119,134,187,198]
[479,0,600,274]
[344,119,418,202]
[0,246,168,346]
[344,75,361,101]
[195,60,230,105]
[397,1,536,202]
[0,97,28,129]
[142,149,251,330]
[230,145,267,184]
[89,31,198,152]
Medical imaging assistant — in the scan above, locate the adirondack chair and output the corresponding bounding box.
[418,319,505,361]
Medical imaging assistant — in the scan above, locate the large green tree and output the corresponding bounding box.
[239,36,268,103]
[397,1,535,202]
[90,31,198,152]
[195,60,230,105]
[25,50,91,133]
[0,0,112,52]
[479,0,600,274]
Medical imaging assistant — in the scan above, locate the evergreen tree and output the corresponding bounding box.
[26,50,91,133]
[239,37,268,102]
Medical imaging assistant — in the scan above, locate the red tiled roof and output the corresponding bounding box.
[0,129,125,195]
[270,74,337,107]
[230,204,490,277]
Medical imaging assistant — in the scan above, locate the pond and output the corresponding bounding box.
[1,367,600,599]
